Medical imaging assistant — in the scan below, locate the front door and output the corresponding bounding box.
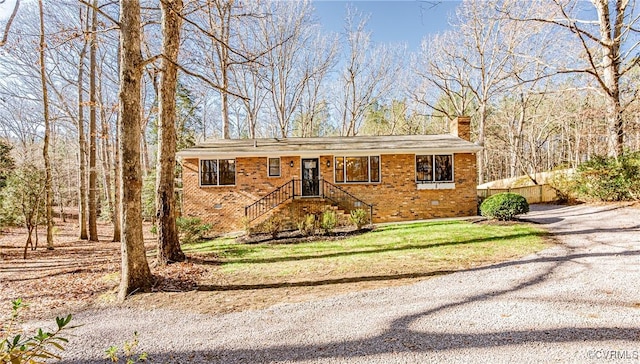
[301,158,320,196]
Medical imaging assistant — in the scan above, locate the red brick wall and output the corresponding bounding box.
[182,153,478,233]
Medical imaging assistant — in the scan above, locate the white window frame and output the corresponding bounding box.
[268,157,281,177]
[334,155,381,184]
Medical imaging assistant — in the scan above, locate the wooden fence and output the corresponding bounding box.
[477,184,558,204]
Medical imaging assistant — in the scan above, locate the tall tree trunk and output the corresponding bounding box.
[88,0,99,241]
[477,103,487,185]
[100,123,113,223]
[594,0,624,157]
[221,80,229,138]
[99,75,114,224]
[118,0,152,301]
[113,114,121,242]
[156,0,185,265]
[77,13,88,240]
[38,0,53,250]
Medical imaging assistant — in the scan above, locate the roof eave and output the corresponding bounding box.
[177,145,483,159]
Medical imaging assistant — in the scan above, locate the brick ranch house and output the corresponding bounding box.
[177,116,481,233]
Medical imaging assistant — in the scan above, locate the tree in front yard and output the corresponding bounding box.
[118,0,152,300]
[155,0,186,265]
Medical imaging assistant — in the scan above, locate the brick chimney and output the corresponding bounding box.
[450,116,471,141]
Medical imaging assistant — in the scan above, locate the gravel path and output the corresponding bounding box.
[37,204,640,363]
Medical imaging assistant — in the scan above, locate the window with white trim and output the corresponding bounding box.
[268,157,280,177]
[334,156,380,183]
[200,159,235,186]
[416,155,453,183]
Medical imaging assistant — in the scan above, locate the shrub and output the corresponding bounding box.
[320,209,337,233]
[1,299,74,364]
[261,215,284,239]
[480,193,529,221]
[570,152,640,201]
[349,209,369,229]
[241,217,255,236]
[176,217,212,244]
[297,214,316,236]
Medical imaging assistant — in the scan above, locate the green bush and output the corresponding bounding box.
[320,210,337,233]
[1,299,74,364]
[297,214,316,236]
[480,193,529,221]
[349,209,369,229]
[176,217,212,244]
[571,152,640,201]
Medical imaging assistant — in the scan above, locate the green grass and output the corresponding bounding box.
[183,220,549,282]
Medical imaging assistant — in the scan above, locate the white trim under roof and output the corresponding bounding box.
[177,135,482,159]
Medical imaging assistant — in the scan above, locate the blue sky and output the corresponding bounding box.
[313,0,461,50]
[0,0,461,50]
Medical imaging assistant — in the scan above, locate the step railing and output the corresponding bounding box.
[244,178,374,224]
[321,179,373,224]
[244,179,295,222]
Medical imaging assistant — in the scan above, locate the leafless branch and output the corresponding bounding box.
[0,0,20,47]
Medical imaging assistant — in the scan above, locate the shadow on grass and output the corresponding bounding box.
[196,248,640,291]
[192,230,548,266]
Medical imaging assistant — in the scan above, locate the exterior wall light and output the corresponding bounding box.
[290,160,294,167]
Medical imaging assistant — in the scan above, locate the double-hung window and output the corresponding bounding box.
[416,155,453,183]
[200,159,236,186]
[268,157,280,177]
[335,156,380,183]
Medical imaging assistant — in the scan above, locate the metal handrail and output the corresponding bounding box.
[243,178,374,224]
[321,179,373,224]
[244,179,295,222]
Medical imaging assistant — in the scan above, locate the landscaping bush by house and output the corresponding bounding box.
[480,192,529,221]
[570,152,640,201]
[176,217,212,244]
[297,214,316,236]
[320,210,337,233]
[349,209,368,229]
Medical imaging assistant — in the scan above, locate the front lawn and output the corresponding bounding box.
[184,220,549,290]
[0,219,550,318]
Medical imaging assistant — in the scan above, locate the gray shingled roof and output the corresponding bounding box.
[177,134,482,158]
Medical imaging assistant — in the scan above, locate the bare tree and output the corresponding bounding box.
[118,0,152,300]
[88,0,98,241]
[195,0,237,139]
[294,32,338,137]
[37,0,53,250]
[76,5,89,240]
[156,0,185,265]
[504,0,640,157]
[0,0,20,47]
[258,0,321,137]
[414,31,476,122]
[337,6,400,136]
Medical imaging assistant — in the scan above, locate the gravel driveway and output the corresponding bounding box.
[46,204,640,363]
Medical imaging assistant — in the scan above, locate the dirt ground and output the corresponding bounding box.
[0,219,437,320]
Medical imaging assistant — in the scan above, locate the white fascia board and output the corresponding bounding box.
[177,145,482,160]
